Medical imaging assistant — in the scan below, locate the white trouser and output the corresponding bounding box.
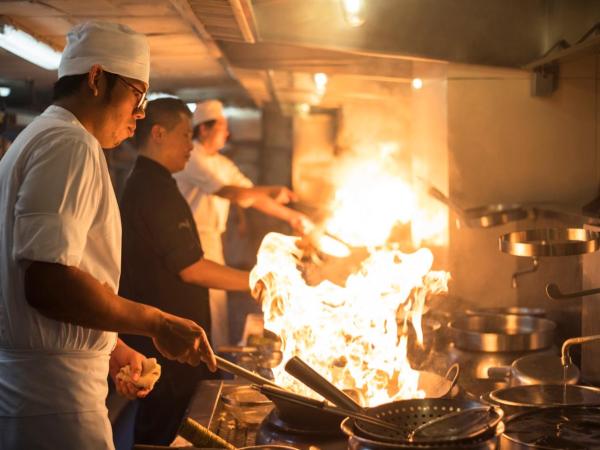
[199,230,229,347]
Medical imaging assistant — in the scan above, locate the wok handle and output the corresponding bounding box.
[215,355,280,389]
[285,356,363,412]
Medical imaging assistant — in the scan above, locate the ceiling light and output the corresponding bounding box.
[411,78,423,90]
[341,0,366,27]
[0,24,61,70]
[314,72,328,94]
[0,87,11,97]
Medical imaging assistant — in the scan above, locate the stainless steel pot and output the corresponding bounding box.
[487,353,579,387]
[448,314,555,352]
[484,384,600,417]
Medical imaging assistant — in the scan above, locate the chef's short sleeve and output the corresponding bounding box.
[13,137,100,267]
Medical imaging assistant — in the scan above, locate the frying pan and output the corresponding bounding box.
[427,186,531,228]
[284,356,464,443]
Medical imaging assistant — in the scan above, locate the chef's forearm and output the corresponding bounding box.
[179,258,250,291]
[252,196,295,222]
[24,261,163,337]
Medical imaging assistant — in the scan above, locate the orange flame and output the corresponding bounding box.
[250,158,449,407]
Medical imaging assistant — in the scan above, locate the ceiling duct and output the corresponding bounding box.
[188,0,258,44]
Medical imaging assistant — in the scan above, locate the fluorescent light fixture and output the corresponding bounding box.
[341,0,366,27]
[0,24,61,70]
[411,78,423,90]
[0,86,11,97]
[186,102,197,113]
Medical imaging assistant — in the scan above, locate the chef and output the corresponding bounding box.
[0,21,215,450]
[174,100,307,346]
[120,97,252,444]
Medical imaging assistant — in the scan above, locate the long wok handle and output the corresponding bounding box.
[256,385,403,434]
[284,356,363,412]
[215,355,280,389]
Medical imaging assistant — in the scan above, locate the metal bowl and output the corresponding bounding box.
[448,314,555,352]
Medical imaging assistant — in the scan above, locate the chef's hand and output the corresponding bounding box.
[268,186,298,204]
[287,211,310,235]
[109,339,151,400]
[152,312,217,372]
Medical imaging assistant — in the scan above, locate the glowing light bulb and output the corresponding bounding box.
[411,78,423,90]
[341,0,366,27]
[314,72,328,94]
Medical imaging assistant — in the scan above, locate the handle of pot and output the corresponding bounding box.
[444,363,460,394]
[285,356,364,412]
[487,366,511,381]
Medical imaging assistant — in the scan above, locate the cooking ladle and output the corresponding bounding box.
[546,282,600,300]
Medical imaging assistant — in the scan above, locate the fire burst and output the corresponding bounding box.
[249,156,450,407]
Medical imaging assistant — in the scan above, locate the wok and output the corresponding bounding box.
[284,356,463,443]
[215,355,345,430]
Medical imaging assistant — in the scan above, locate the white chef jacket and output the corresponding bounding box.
[0,105,120,449]
[174,140,253,235]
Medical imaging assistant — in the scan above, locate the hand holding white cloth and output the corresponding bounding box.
[117,357,161,390]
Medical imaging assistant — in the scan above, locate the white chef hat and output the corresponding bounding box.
[192,100,225,126]
[58,21,150,86]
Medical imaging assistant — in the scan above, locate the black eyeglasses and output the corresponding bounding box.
[115,74,148,114]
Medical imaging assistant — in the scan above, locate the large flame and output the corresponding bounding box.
[250,155,449,407]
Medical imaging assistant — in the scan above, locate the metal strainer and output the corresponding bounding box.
[355,398,502,444]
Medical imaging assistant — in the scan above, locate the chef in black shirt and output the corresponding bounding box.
[119,98,251,445]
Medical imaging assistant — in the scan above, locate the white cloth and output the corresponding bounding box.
[59,21,150,85]
[117,357,161,390]
[192,100,224,126]
[0,105,121,449]
[174,141,253,234]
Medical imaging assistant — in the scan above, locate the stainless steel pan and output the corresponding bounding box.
[427,186,531,228]
[448,314,555,352]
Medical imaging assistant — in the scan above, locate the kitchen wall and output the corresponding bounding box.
[446,54,600,378]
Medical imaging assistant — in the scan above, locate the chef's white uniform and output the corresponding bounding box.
[174,141,252,347]
[0,105,121,450]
